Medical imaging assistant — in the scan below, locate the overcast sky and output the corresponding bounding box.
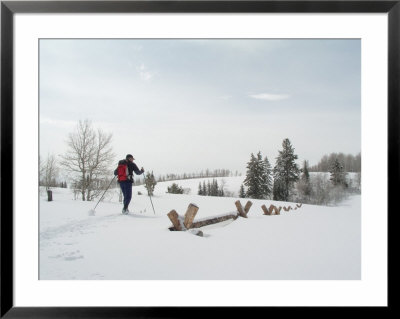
[39,39,361,175]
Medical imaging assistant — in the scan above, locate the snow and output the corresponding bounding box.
[40,177,361,280]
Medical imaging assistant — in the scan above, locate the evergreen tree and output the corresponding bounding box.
[273,138,300,201]
[302,160,311,193]
[329,158,348,187]
[210,179,219,196]
[144,171,157,196]
[302,160,310,182]
[244,153,260,198]
[273,179,286,201]
[262,156,273,199]
[243,151,272,199]
[202,181,207,195]
[297,160,312,201]
[198,182,203,195]
[239,184,246,198]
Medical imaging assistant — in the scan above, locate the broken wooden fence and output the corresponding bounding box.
[167,200,304,235]
[167,200,253,232]
[261,203,303,215]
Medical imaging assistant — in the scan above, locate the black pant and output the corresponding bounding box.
[119,181,132,208]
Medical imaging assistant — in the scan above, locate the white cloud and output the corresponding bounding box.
[219,95,232,100]
[140,71,153,81]
[137,63,154,81]
[249,93,290,101]
[40,117,76,128]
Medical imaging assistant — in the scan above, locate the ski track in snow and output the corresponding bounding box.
[41,214,114,266]
[41,213,121,242]
[40,210,162,268]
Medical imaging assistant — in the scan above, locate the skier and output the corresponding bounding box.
[114,154,144,214]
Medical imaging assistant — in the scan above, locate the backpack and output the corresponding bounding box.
[115,161,129,182]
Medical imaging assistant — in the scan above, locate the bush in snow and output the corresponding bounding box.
[167,183,184,194]
[224,190,235,197]
[298,173,348,206]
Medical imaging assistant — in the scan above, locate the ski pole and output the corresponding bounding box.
[143,172,156,215]
[92,175,117,212]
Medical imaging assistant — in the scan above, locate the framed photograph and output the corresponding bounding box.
[1,0,396,317]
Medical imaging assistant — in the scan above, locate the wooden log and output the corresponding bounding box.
[191,213,237,228]
[235,200,247,218]
[296,203,302,208]
[183,203,199,229]
[262,204,281,215]
[261,204,271,215]
[167,210,183,231]
[272,205,281,215]
[283,206,290,211]
[244,201,253,214]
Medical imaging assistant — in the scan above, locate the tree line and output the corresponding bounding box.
[239,138,360,205]
[39,154,68,189]
[197,179,225,197]
[309,152,361,172]
[155,169,238,183]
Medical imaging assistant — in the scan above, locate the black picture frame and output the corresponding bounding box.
[1,0,396,317]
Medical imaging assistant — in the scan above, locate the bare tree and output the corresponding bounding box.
[59,119,115,201]
[40,153,59,190]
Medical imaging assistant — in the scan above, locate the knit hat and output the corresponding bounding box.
[126,154,134,160]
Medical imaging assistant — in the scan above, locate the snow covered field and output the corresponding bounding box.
[39,177,361,280]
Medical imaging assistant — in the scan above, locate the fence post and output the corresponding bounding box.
[261,204,271,215]
[167,210,183,231]
[244,201,253,214]
[235,200,247,218]
[47,190,53,202]
[183,204,199,229]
